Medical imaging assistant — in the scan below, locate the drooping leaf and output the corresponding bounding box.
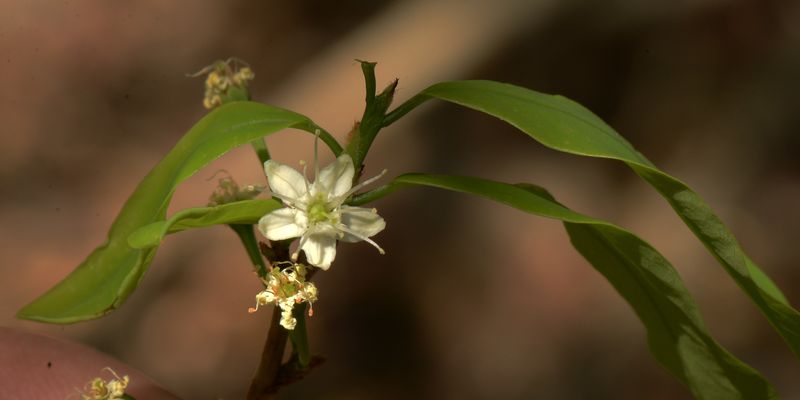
[18,102,323,323]
[127,199,281,250]
[386,80,800,358]
[372,173,777,399]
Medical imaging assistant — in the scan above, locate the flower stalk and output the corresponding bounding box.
[246,244,321,399]
[246,303,289,400]
[209,60,390,398]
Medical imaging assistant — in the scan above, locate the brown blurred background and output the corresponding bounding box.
[2,0,800,399]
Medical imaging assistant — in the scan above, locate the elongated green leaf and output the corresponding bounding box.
[388,80,800,358]
[384,173,777,399]
[18,102,318,323]
[127,199,281,249]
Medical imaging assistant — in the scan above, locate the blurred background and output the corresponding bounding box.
[2,0,799,398]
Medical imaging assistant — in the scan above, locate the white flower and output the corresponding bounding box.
[257,140,386,269]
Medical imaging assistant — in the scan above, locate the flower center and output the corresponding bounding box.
[307,194,332,224]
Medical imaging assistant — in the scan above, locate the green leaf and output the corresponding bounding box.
[18,102,320,323]
[386,173,777,399]
[387,80,800,359]
[127,199,281,249]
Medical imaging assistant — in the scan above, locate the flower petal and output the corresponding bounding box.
[339,206,386,242]
[258,208,307,240]
[301,233,337,269]
[316,154,354,198]
[264,160,308,201]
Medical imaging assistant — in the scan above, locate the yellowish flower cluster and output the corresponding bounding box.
[195,59,255,109]
[249,263,318,330]
[207,170,264,206]
[76,368,129,400]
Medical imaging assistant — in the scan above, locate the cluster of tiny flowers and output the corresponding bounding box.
[201,61,255,109]
[76,368,129,400]
[249,263,318,330]
[207,170,264,206]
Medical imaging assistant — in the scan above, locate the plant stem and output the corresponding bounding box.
[247,307,289,400]
[230,224,268,278]
[233,225,288,399]
[345,61,398,176]
[250,139,272,166]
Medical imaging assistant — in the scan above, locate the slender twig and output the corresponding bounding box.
[230,224,268,277]
[247,307,289,400]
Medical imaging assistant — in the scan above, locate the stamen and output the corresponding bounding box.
[187,62,217,78]
[102,367,122,382]
[336,224,386,254]
[292,232,311,261]
[300,160,311,195]
[333,168,388,206]
[269,191,306,209]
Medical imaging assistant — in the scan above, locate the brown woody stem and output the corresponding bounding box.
[246,305,288,399]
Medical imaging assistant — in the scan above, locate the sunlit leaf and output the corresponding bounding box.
[127,199,281,249]
[388,80,800,358]
[18,102,320,323]
[381,173,777,399]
